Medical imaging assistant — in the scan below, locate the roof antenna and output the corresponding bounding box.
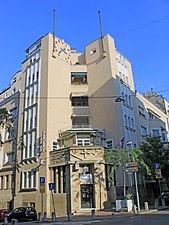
[98,11,106,57]
[53,9,56,53]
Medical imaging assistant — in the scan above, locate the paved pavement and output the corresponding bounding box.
[34,206,169,225]
[0,206,169,225]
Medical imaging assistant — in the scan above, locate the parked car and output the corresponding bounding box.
[0,209,11,221]
[8,207,37,222]
[161,190,169,206]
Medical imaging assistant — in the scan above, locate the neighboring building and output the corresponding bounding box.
[0,32,168,217]
[134,93,169,145]
[142,92,169,139]
[0,70,23,209]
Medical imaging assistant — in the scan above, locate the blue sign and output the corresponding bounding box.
[154,163,161,170]
[40,177,45,184]
[49,183,55,190]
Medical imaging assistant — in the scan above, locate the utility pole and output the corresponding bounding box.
[127,142,140,212]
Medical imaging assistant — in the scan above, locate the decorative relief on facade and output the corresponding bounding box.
[70,147,104,161]
[50,150,69,166]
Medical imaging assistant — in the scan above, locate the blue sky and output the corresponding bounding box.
[0,0,169,99]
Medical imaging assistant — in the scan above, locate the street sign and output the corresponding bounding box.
[126,167,138,173]
[154,163,160,170]
[49,183,55,190]
[40,177,45,193]
[40,177,45,184]
[154,166,162,179]
[154,163,162,179]
[126,161,137,168]
[126,161,137,173]
[155,169,162,179]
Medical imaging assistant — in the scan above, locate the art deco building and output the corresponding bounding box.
[0,32,168,217]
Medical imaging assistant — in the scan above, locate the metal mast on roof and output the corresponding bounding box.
[98,11,105,56]
[53,9,56,52]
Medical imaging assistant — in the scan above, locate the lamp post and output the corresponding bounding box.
[127,142,140,212]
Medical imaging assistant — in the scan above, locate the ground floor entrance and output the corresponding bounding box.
[81,184,94,208]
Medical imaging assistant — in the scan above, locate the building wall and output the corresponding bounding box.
[134,93,169,145]
[0,32,169,215]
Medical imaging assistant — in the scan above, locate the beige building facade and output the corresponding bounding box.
[0,32,168,217]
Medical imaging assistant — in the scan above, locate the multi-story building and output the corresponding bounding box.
[0,70,23,209]
[0,32,168,217]
[134,92,169,145]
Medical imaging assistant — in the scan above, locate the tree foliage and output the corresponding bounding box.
[104,147,151,182]
[0,107,13,128]
[140,136,169,186]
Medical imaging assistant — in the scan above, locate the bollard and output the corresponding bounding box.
[44,212,47,221]
[91,209,96,220]
[133,204,137,214]
[11,219,18,225]
[3,216,8,225]
[52,212,56,221]
[154,199,159,208]
[38,212,42,222]
[144,202,149,211]
[67,211,71,222]
[162,199,165,207]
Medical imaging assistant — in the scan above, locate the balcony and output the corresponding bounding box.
[72,107,89,116]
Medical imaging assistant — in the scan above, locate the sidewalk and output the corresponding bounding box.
[39,205,169,224]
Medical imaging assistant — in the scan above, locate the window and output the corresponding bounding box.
[138,106,145,117]
[123,115,127,126]
[3,152,14,164]
[90,48,96,55]
[129,96,131,106]
[53,141,59,150]
[0,176,3,189]
[76,139,90,146]
[7,152,14,163]
[71,96,88,106]
[131,118,134,128]
[24,172,27,188]
[141,126,147,136]
[28,76,31,85]
[36,71,39,81]
[149,112,158,119]
[152,129,160,137]
[28,172,31,188]
[33,171,36,187]
[10,107,17,117]
[32,74,35,83]
[58,167,61,193]
[71,72,87,85]
[72,116,89,126]
[12,88,16,94]
[128,116,130,127]
[125,95,128,104]
[105,139,114,148]
[161,132,166,142]
[6,175,9,189]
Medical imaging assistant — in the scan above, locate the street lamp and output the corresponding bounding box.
[127,141,140,212]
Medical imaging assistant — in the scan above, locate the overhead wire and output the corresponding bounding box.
[0,95,134,100]
[115,15,169,37]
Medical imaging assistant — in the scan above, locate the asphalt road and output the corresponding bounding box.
[1,209,169,225]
